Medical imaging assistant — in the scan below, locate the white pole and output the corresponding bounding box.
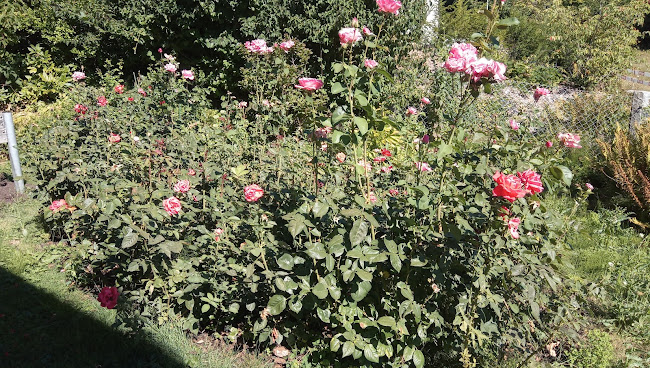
[2,112,25,194]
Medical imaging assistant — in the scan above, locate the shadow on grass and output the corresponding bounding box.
[0,267,187,368]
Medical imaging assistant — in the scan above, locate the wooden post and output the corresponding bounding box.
[630,91,650,136]
[1,112,25,194]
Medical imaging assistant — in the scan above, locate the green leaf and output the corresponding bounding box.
[313,281,328,299]
[351,281,372,302]
[342,341,355,358]
[267,295,287,315]
[317,307,331,322]
[313,201,329,218]
[390,254,402,272]
[355,91,368,107]
[530,301,540,321]
[550,165,573,186]
[331,82,346,94]
[121,232,138,248]
[287,217,306,238]
[333,63,344,73]
[276,254,294,270]
[201,304,210,313]
[363,344,380,363]
[356,269,373,282]
[377,316,396,328]
[127,261,139,272]
[437,143,453,159]
[496,17,520,29]
[375,68,394,83]
[159,241,183,258]
[330,337,341,352]
[354,117,368,135]
[413,349,425,368]
[349,219,369,246]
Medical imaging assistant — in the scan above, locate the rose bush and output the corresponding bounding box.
[23,3,585,367]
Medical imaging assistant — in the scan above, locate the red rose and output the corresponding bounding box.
[492,172,527,202]
[97,286,119,309]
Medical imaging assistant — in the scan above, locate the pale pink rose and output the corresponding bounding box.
[164,63,177,73]
[72,71,86,81]
[351,17,360,27]
[545,141,553,148]
[114,85,125,94]
[244,184,264,202]
[163,196,182,215]
[508,218,521,239]
[214,228,224,242]
[376,0,402,15]
[181,70,195,80]
[188,169,196,176]
[373,156,387,162]
[338,28,363,46]
[380,165,393,173]
[449,42,478,61]
[389,189,399,196]
[336,152,346,163]
[585,183,594,191]
[320,142,328,151]
[364,59,378,70]
[238,101,248,108]
[97,96,108,107]
[406,107,417,116]
[49,199,68,212]
[368,192,378,203]
[164,53,175,61]
[517,169,543,195]
[173,179,191,193]
[468,57,491,82]
[109,133,121,144]
[262,99,271,107]
[279,40,295,52]
[295,78,324,91]
[415,162,432,172]
[421,97,431,105]
[557,133,582,148]
[509,119,519,130]
[533,87,550,101]
[443,57,469,73]
[362,27,373,36]
[314,126,332,139]
[137,88,147,96]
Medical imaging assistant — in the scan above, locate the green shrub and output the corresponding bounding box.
[567,330,614,368]
[23,8,587,367]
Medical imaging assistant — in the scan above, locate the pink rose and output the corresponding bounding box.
[214,228,224,242]
[492,172,527,202]
[188,169,196,176]
[137,88,147,96]
[351,17,360,27]
[374,156,387,162]
[127,97,134,102]
[557,133,582,148]
[368,192,378,203]
[585,183,594,191]
[173,179,191,193]
[421,97,431,105]
[97,96,108,107]
[363,27,373,36]
[488,60,507,81]
[279,40,295,52]
[415,162,432,172]
[321,142,328,151]
[244,39,274,54]
[295,78,324,91]
[238,101,248,108]
[509,119,519,130]
[358,160,372,172]
[109,133,121,144]
[97,286,119,309]
[406,107,417,116]
[508,218,521,239]
[164,63,177,73]
[444,43,478,73]
[163,196,182,215]
[158,48,163,53]
[468,57,491,83]
[545,141,553,148]
[389,189,399,196]
[376,0,402,15]
[364,59,378,70]
[72,71,86,81]
[380,165,393,173]
[164,53,175,61]
[114,85,125,94]
[338,28,363,46]
[517,169,543,195]
[244,184,264,202]
[49,199,68,212]
[181,70,194,80]
[336,152,346,163]
[534,87,550,101]
[443,57,469,73]
[74,104,88,114]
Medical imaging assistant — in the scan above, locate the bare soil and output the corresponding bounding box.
[0,172,17,203]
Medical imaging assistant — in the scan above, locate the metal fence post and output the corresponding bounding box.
[2,112,25,194]
[629,90,650,137]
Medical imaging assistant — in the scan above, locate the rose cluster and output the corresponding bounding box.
[443,43,506,83]
[492,169,543,203]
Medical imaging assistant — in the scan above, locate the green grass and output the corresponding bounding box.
[0,193,272,368]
